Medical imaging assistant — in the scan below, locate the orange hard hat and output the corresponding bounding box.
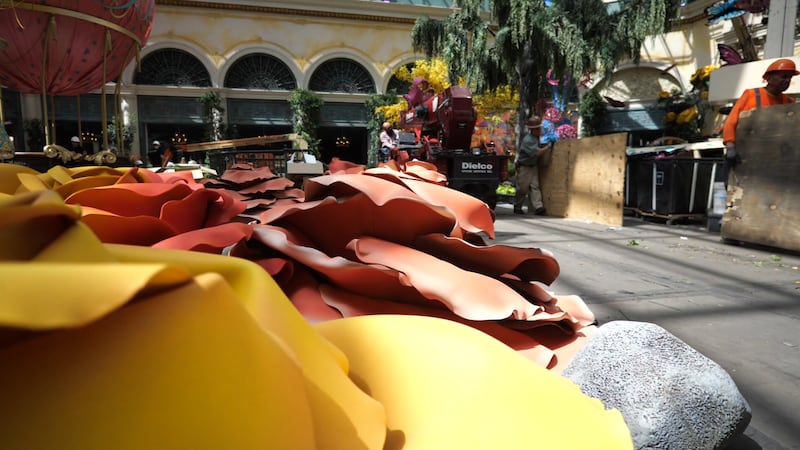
[763,58,800,77]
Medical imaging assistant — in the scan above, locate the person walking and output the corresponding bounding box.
[513,116,552,215]
[721,58,799,185]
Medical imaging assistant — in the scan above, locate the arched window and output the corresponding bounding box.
[224,54,297,90]
[134,49,211,87]
[308,58,375,94]
[386,63,414,94]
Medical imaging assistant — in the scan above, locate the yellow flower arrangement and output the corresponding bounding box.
[474,85,520,117]
[376,101,408,127]
[655,64,718,141]
[395,58,451,93]
[676,106,698,125]
[689,64,720,89]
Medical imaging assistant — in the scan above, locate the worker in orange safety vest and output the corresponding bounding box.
[722,58,799,185]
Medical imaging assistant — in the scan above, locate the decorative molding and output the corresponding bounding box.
[156,0,419,25]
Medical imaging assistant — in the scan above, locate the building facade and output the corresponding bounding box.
[2,0,796,160]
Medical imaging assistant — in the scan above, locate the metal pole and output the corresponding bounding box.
[764,0,798,58]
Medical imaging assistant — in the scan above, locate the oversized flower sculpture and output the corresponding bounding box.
[0,161,637,449]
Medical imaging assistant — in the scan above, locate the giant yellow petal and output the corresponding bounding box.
[0,163,40,194]
[0,272,317,450]
[107,243,387,450]
[0,188,386,450]
[316,315,634,450]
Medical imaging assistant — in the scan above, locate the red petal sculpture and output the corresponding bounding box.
[0,0,155,96]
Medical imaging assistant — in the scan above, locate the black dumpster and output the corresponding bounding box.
[626,150,724,220]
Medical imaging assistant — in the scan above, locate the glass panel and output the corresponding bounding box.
[134,49,212,87]
[224,54,297,90]
[309,58,375,94]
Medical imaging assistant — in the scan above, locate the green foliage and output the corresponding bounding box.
[288,89,323,158]
[106,116,137,155]
[365,92,400,167]
[23,119,44,151]
[411,0,681,134]
[198,91,226,142]
[578,89,606,137]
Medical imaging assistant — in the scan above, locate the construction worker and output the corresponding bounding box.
[513,116,552,215]
[722,58,799,184]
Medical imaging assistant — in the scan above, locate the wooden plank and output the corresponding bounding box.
[722,103,800,252]
[539,132,627,227]
[179,134,308,153]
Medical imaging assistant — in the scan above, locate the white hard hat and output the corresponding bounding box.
[152,140,160,146]
[70,136,80,143]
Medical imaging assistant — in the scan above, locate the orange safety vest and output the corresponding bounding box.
[722,87,795,144]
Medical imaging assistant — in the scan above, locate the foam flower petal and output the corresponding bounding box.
[347,236,540,321]
[316,315,633,450]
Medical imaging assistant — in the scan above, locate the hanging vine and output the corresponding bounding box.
[288,88,323,158]
[198,91,226,142]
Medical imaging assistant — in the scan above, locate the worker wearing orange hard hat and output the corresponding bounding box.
[721,58,799,183]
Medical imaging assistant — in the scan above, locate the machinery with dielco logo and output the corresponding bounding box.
[399,86,508,209]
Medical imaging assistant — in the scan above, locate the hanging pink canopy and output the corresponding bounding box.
[0,0,155,96]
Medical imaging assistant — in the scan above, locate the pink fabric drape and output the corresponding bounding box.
[0,1,154,96]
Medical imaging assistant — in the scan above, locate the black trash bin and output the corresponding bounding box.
[627,151,724,218]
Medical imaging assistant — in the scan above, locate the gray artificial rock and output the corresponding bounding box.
[562,320,751,450]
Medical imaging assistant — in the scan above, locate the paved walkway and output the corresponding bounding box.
[492,205,800,450]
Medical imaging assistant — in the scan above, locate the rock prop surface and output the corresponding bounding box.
[562,320,751,450]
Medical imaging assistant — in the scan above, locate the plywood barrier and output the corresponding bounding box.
[722,103,800,252]
[539,132,627,227]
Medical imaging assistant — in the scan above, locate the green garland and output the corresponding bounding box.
[288,89,323,158]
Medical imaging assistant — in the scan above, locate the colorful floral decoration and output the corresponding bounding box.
[556,124,578,140]
[657,64,719,142]
[0,161,636,449]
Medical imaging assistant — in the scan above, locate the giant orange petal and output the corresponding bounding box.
[413,233,559,284]
[53,175,123,198]
[278,263,345,323]
[261,194,459,255]
[327,157,365,174]
[238,177,297,195]
[318,284,555,367]
[160,188,221,233]
[66,182,194,217]
[347,236,540,321]
[80,206,177,245]
[221,165,277,185]
[249,225,436,307]
[153,222,254,253]
[393,177,496,238]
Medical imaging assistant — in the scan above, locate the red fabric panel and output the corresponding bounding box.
[0,1,155,96]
